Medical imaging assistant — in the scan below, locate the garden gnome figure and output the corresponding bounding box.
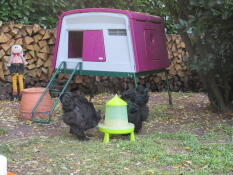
[7,45,28,100]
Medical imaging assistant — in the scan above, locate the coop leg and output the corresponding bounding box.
[89,77,96,102]
[165,70,173,106]
[133,74,138,88]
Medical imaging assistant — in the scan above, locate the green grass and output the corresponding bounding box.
[0,128,7,136]
[1,131,232,175]
[151,105,170,120]
[0,92,232,174]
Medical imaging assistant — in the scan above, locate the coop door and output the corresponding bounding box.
[68,31,83,58]
[82,30,106,62]
[144,29,159,60]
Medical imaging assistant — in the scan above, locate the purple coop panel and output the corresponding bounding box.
[130,14,170,72]
[53,8,170,74]
[82,30,106,62]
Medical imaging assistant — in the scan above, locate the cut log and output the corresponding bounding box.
[175,64,182,71]
[27,59,35,64]
[10,28,19,36]
[180,42,186,48]
[17,28,27,37]
[1,39,14,51]
[51,28,56,38]
[39,28,46,35]
[25,44,34,51]
[29,51,35,58]
[14,24,24,29]
[40,73,47,80]
[25,26,33,36]
[2,56,8,62]
[0,33,12,43]
[38,40,47,48]
[171,44,177,52]
[27,64,36,70]
[48,67,54,78]
[24,52,32,60]
[33,44,40,52]
[33,34,43,43]
[0,49,5,58]
[24,36,34,45]
[36,69,42,77]
[15,37,23,45]
[0,62,5,80]
[0,25,10,33]
[41,67,48,74]
[42,30,50,40]
[48,38,55,45]
[32,24,41,34]
[36,58,44,67]
[40,46,50,53]
[44,59,51,67]
[27,70,37,78]
[36,52,48,60]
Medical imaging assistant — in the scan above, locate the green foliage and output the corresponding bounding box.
[189,1,233,72]
[0,0,174,32]
[164,0,233,71]
[164,0,233,111]
[0,0,34,23]
[0,0,69,28]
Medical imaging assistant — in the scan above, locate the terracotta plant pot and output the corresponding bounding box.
[8,172,16,175]
[20,87,54,120]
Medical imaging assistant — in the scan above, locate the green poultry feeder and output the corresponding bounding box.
[98,95,135,143]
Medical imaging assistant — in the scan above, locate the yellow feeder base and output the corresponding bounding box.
[98,123,135,143]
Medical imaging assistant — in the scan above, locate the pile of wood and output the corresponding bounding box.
[145,34,202,92]
[167,35,202,91]
[0,21,55,84]
[0,21,203,100]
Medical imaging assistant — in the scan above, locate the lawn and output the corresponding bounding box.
[0,92,232,175]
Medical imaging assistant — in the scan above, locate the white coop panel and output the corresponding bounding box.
[56,12,135,73]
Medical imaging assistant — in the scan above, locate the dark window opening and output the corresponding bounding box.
[108,29,127,36]
[68,31,83,58]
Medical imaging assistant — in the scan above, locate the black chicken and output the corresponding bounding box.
[60,92,101,141]
[121,85,149,133]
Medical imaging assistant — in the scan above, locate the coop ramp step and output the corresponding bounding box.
[31,61,82,124]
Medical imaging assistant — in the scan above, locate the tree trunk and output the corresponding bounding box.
[200,72,231,112]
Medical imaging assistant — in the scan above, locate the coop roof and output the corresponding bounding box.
[59,8,163,23]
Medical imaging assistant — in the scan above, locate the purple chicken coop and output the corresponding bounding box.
[52,8,170,80]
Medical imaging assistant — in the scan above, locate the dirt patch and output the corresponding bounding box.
[0,101,67,143]
[0,92,232,144]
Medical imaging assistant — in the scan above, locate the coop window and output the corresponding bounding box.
[68,31,83,58]
[108,29,127,36]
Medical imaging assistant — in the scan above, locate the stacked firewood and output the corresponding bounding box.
[165,35,202,91]
[145,34,198,92]
[0,21,203,100]
[0,21,55,85]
